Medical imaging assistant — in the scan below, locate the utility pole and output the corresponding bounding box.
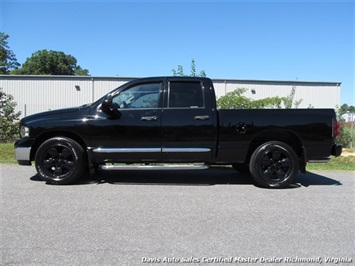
[348,111,354,149]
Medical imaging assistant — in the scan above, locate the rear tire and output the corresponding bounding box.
[35,137,86,185]
[249,141,299,188]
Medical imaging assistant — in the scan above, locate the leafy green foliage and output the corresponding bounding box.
[74,65,90,76]
[217,88,252,109]
[0,32,20,74]
[217,87,303,109]
[336,123,353,148]
[172,59,206,77]
[336,104,354,148]
[0,91,21,142]
[283,86,303,108]
[11,49,90,75]
[339,103,355,116]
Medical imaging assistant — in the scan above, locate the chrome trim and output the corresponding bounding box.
[15,147,31,161]
[93,148,211,153]
[141,116,158,121]
[194,115,210,120]
[93,148,161,153]
[308,158,331,163]
[100,164,209,171]
[162,148,211,153]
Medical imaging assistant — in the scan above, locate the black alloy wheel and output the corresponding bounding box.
[249,141,299,188]
[35,137,86,185]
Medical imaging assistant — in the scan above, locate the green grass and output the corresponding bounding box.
[0,142,17,163]
[1,142,354,171]
[307,154,355,172]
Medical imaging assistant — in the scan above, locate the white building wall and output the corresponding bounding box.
[0,76,132,118]
[1,76,91,117]
[213,79,340,108]
[0,75,341,118]
[90,77,130,101]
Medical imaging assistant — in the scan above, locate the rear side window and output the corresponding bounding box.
[168,81,204,108]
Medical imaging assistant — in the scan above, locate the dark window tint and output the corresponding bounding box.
[168,81,204,108]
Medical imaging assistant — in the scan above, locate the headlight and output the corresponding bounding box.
[20,126,30,138]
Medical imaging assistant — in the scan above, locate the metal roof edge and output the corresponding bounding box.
[0,74,341,85]
[0,74,138,80]
[211,78,341,86]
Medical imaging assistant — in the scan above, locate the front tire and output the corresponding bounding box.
[35,137,86,185]
[249,141,299,188]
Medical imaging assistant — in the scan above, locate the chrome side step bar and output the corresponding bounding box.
[308,158,331,163]
[99,164,210,171]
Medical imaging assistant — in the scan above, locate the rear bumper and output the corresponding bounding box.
[308,144,342,164]
[331,144,342,157]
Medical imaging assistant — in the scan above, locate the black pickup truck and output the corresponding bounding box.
[15,77,342,188]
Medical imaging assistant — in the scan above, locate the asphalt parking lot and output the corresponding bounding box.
[1,165,354,265]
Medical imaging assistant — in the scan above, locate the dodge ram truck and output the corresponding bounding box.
[15,77,342,188]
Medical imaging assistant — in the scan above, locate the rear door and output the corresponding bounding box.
[160,78,217,162]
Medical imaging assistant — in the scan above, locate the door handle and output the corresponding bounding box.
[194,115,210,120]
[141,116,158,121]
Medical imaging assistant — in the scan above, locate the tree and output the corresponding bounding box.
[74,65,90,76]
[339,103,355,116]
[11,49,90,76]
[217,87,303,109]
[0,32,20,74]
[283,86,303,109]
[172,59,206,77]
[217,88,253,109]
[0,90,21,142]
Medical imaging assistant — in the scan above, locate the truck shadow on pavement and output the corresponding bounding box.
[31,167,342,187]
[93,167,252,186]
[297,172,342,187]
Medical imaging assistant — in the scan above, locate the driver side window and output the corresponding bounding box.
[113,83,161,109]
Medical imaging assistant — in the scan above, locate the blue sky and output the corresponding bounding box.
[2,0,354,105]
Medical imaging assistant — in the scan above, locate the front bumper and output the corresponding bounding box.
[14,138,35,165]
[15,147,32,165]
[331,144,342,157]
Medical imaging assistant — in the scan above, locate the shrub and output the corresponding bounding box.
[337,123,352,148]
[0,90,21,142]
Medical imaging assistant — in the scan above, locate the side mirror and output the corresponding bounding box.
[101,94,121,118]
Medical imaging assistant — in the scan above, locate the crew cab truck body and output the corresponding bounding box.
[15,77,342,188]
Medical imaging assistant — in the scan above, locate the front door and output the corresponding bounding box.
[90,81,163,162]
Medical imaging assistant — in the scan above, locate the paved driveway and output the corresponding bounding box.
[1,165,354,265]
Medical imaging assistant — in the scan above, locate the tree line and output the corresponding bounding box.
[0,32,89,75]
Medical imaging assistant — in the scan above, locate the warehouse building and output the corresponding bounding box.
[0,75,341,118]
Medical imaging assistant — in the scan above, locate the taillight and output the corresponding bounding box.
[333,120,340,137]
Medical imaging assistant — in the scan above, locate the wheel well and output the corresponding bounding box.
[245,130,304,164]
[30,131,87,161]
